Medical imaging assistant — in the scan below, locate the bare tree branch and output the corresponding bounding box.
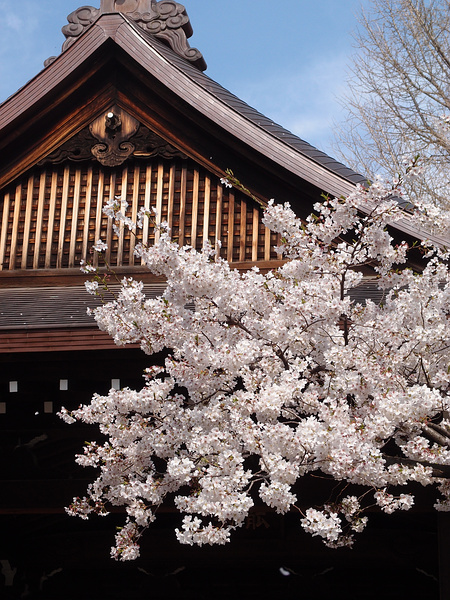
[334,0,450,207]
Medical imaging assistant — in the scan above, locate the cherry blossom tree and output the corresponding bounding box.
[60,169,450,561]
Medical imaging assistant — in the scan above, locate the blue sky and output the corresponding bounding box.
[0,0,368,157]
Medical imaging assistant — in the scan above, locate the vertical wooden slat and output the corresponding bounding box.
[82,166,94,263]
[203,175,210,247]
[154,162,164,244]
[9,184,22,270]
[129,164,140,265]
[178,164,187,247]
[239,199,246,262]
[0,192,11,270]
[68,168,82,268]
[227,191,235,263]
[215,183,222,260]
[264,225,271,261]
[252,207,259,262]
[191,169,199,248]
[56,166,70,269]
[105,172,116,265]
[21,176,34,269]
[141,164,152,263]
[93,170,104,268]
[33,172,46,269]
[45,171,58,268]
[167,164,175,234]
[116,168,127,267]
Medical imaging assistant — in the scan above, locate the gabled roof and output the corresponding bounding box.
[0,7,447,247]
[0,11,364,201]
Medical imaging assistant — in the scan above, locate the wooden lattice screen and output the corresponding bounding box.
[0,159,279,271]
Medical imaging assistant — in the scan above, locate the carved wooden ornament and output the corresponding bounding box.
[54,0,206,71]
[89,106,140,167]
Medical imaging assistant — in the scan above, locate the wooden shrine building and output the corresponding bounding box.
[0,1,443,598]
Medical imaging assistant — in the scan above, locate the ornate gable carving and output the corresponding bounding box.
[89,106,140,167]
[39,108,187,166]
[46,1,206,71]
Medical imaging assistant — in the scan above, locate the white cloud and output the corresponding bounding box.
[4,12,24,32]
[0,1,41,35]
[229,52,351,155]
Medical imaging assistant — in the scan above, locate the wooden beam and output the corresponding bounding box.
[104,171,116,265]
[45,171,58,269]
[239,199,246,262]
[190,168,199,249]
[154,162,164,244]
[93,170,105,268]
[141,163,152,263]
[0,328,139,353]
[68,168,82,268]
[9,184,22,271]
[178,164,187,247]
[167,163,175,234]
[129,163,140,265]
[227,191,235,263]
[215,182,223,260]
[203,175,210,247]
[252,207,259,262]
[56,166,70,269]
[116,167,128,267]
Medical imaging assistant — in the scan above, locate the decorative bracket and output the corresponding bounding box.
[89,106,140,166]
[46,0,206,71]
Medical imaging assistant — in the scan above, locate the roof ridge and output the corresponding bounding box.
[129,24,367,187]
[44,1,206,71]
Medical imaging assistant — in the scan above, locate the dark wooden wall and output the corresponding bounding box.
[0,349,441,600]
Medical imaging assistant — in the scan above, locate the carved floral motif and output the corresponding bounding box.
[37,129,96,165]
[38,114,187,166]
[89,107,139,167]
[132,126,188,159]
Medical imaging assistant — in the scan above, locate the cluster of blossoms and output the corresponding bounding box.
[61,171,450,559]
[301,495,369,548]
[374,489,414,514]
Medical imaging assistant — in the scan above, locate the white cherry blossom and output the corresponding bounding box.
[61,172,450,559]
